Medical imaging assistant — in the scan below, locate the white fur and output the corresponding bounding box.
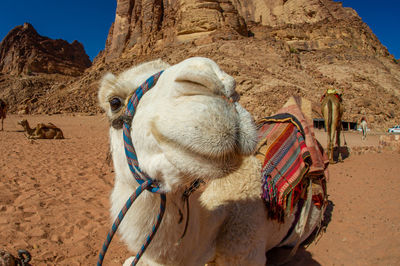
[98,59,170,122]
[361,120,368,140]
[98,57,323,265]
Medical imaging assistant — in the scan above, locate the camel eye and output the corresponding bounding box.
[109,97,122,112]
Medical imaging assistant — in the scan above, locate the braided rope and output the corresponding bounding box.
[132,193,166,265]
[98,71,166,265]
[123,71,163,192]
[97,180,151,265]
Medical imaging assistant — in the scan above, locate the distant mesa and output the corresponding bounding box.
[0,23,91,76]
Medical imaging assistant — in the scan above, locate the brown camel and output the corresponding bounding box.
[0,249,31,265]
[0,99,7,131]
[321,92,344,163]
[18,119,64,139]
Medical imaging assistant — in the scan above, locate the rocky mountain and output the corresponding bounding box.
[1,0,400,130]
[103,0,248,61]
[0,23,93,114]
[94,0,400,130]
[0,23,91,76]
[102,0,390,60]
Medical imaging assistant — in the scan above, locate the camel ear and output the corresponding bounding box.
[98,72,117,113]
[101,72,117,88]
[174,57,225,96]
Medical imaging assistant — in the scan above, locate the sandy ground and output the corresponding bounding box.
[1,114,400,265]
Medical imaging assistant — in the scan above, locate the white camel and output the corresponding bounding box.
[98,57,326,265]
[360,117,368,140]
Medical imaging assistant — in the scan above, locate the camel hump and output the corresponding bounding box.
[38,122,60,130]
[46,122,59,129]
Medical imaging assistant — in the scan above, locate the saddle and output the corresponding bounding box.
[320,91,342,102]
[255,97,328,222]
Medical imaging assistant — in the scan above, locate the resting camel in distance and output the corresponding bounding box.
[0,99,7,131]
[98,57,327,265]
[321,88,344,163]
[18,119,64,139]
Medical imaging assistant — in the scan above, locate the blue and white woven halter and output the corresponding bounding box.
[98,71,166,266]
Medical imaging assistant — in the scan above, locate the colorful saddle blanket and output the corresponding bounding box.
[256,97,328,222]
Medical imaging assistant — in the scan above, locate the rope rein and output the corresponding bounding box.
[178,179,205,241]
[97,71,166,266]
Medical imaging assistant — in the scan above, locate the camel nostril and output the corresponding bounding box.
[231,91,240,102]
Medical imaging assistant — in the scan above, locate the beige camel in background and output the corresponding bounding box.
[0,99,7,131]
[360,117,368,140]
[98,57,326,265]
[321,92,344,163]
[18,119,64,139]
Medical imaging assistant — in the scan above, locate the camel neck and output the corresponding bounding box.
[24,122,35,135]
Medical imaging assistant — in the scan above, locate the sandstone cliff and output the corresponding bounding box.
[93,0,400,130]
[233,0,357,26]
[0,23,91,76]
[103,0,248,62]
[103,0,391,61]
[1,1,400,131]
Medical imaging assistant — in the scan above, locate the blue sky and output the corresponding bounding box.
[335,0,400,59]
[0,0,399,60]
[0,0,116,61]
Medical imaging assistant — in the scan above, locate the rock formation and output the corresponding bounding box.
[104,0,248,61]
[0,23,91,76]
[1,0,400,131]
[233,0,357,26]
[103,0,391,61]
[92,0,400,130]
[379,135,400,153]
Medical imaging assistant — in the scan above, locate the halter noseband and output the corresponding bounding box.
[122,71,164,192]
[98,71,166,266]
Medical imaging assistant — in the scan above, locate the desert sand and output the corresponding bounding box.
[1,114,400,265]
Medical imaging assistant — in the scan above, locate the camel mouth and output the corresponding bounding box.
[110,114,130,129]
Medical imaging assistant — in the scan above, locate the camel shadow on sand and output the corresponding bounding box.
[333,146,350,162]
[5,129,69,139]
[267,247,320,266]
[266,200,334,266]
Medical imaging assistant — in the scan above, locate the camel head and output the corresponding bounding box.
[99,57,258,192]
[98,59,171,129]
[17,119,29,128]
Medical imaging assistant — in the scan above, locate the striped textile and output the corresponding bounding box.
[256,97,329,222]
[257,114,311,222]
